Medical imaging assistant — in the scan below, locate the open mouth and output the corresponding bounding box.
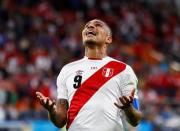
[86,31,96,36]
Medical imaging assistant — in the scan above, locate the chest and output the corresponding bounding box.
[64,62,122,101]
[65,63,101,91]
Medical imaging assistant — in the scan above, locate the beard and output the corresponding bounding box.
[83,38,97,47]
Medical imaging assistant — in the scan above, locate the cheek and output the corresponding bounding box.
[82,32,86,39]
[98,32,106,40]
[82,29,86,36]
[99,30,106,36]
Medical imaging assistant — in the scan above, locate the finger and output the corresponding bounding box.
[49,101,56,111]
[114,103,123,109]
[36,92,44,98]
[119,96,126,105]
[46,98,54,107]
[39,97,47,105]
[52,100,56,105]
[131,88,135,97]
[123,96,131,103]
[36,94,48,106]
[129,96,133,102]
[36,92,45,99]
[44,98,50,108]
[36,93,45,102]
[122,96,132,107]
[37,94,43,99]
[45,98,55,108]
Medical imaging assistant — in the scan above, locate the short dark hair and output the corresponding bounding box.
[88,19,112,37]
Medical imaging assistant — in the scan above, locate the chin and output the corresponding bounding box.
[83,39,97,46]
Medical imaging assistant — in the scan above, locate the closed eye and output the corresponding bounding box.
[95,23,103,27]
[84,24,88,28]
[84,21,103,28]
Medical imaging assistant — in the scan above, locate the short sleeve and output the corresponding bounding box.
[56,67,68,99]
[120,65,138,99]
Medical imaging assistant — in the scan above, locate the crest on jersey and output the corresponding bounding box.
[102,68,114,77]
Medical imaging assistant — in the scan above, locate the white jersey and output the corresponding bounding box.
[57,56,138,131]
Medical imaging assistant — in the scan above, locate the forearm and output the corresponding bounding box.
[48,109,67,128]
[36,93,68,128]
[123,105,142,126]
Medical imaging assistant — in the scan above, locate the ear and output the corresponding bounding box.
[106,36,112,44]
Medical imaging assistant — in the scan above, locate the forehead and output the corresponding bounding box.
[85,19,106,26]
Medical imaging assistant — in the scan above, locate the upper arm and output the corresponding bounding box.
[120,65,140,110]
[120,65,138,97]
[56,67,69,120]
[57,67,68,100]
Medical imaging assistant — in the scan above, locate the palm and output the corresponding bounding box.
[36,92,56,111]
[114,89,135,109]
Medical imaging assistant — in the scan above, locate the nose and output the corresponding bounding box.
[87,23,95,29]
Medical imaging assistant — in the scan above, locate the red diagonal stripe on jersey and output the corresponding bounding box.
[67,61,126,129]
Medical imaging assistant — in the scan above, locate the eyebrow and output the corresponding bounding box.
[94,21,104,26]
[84,22,90,27]
[84,20,104,27]
[84,20,112,36]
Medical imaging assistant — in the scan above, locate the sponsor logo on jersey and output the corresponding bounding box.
[102,68,114,77]
[76,70,84,75]
[91,67,98,70]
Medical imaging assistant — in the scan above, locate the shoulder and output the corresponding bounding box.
[107,57,127,69]
[61,57,86,72]
[56,58,85,82]
[108,57,126,65]
[109,57,137,78]
[57,57,85,78]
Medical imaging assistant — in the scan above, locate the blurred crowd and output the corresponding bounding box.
[0,0,179,130]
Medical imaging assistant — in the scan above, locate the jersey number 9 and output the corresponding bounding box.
[73,75,82,89]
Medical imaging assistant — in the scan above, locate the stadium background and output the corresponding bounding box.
[0,0,179,131]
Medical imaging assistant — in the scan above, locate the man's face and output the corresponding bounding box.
[82,19,112,46]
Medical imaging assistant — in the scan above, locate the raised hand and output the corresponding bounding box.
[36,92,56,112]
[114,88,135,110]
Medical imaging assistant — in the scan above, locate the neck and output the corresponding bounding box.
[85,44,107,59]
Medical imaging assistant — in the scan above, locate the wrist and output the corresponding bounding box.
[48,107,57,120]
[48,105,56,114]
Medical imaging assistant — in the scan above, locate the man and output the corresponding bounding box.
[36,19,142,131]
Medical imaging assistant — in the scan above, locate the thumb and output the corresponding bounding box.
[131,88,135,97]
[36,91,43,96]
[36,92,45,98]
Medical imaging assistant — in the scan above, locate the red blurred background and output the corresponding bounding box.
[0,0,179,130]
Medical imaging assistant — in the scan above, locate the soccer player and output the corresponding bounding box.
[36,19,142,131]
